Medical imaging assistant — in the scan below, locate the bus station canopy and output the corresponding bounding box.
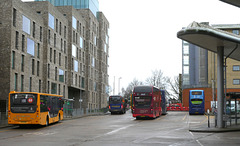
[220,0,240,8]
[177,21,240,61]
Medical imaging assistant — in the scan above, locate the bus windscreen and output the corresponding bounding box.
[134,96,152,108]
[10,93,37,113]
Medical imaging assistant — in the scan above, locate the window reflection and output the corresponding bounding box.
[72,16,77,29]
[27,38,35,56]
[22,15,30,34]
[49,13,55,29]
[74,60,78,72]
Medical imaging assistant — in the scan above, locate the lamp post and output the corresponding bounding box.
[118,77,122,95]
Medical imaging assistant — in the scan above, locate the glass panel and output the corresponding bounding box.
[72,44,76,57]
[183,56,189,65]
[59,69,64,82]
[48,13,55,29]
[27,38,35,56]
[74,60,78,72]
[22,15,30,34]
[72,16,77,29]
[183,66,189,74]
[80,37,83,48]
[233,65,240,71]
[134,96,152,108]
[233,79,240,85]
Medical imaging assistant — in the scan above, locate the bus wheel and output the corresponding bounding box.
[46,116,49,126]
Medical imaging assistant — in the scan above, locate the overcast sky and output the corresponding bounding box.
[22,0,240,95]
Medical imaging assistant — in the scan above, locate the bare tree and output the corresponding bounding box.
[145,69,167,89]
[166,75,182,101]
[123,78,143,99]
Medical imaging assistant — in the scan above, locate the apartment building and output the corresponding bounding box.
[0,0,109,113]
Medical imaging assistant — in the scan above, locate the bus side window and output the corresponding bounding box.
[40,95,48,112]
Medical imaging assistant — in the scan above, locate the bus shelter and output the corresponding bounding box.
[177,21,240,128]
[226,92,240,125]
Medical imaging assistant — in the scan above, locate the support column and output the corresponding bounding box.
[217,46,224,128]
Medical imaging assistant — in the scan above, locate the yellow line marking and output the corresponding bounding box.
[182,113,187,121]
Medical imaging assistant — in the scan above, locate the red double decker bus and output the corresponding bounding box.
[132,86,162,119]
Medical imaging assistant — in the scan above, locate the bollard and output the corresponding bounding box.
[207,109,210,128]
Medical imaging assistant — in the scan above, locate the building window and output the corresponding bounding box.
[22,15,30,34]
[59,22,62,35]
[13,8,17,27]
[14,73,18,91]
[37,43,40,58]
[40,26,43,42]
[183,66,189,74]
[65,56,67,69]
[233,65,240,71]
[56,19,58,33]
[50,48,52,62]
[233,79,240,85]
[64,26,66,38]
[22,34,25,52]
[39,80,41,93]
[80,37,83,48]
[27,38,35,56]
[12,51,15,69]
[48,64,50,78]
[37,61,40,76]
[183,56,189,65]
[21,55,24,72]
[72,44,76,57]
[55,67,57,81]
[233,30,239,35]
[51,82,57,94]
[59,53,61,66]
[33,21,36,38]
[48,29,51,44]
[15,31,19,49]
[54,33,56,47]
[72,16,77,29]
[58,84,61,95]
[54,50,56,64]
[59,69,64,82]
[21,75,24,92]
[47,81,50,93]
[64,41,66,53]
[74,60,78,72]
[32,59,35,75]
[48,13,54,29]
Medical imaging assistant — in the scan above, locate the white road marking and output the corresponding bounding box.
[196,140,204,146]
[105,125,133,135]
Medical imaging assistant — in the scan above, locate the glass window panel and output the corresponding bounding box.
[233,65,240,71]
[233,79,240,85]
[183,66,189,74]
[233,30,239,35]
[22,15,30,34]
[72,44,76,57]
[183,44,189,54]
[80,37,83,48]
[48,13,54,29]
[59,69,64,82]
[74,60,78,72]
[183,56,189,65]
[72,16,77,29]
[92,57,95,67]
[27,38,35,56]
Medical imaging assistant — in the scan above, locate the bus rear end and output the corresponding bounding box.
[8,92,40,125]
[109,96,126,114]
[189,90,205,115]
[132,86,160,119]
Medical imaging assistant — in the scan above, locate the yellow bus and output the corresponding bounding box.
[8,91,64,126]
